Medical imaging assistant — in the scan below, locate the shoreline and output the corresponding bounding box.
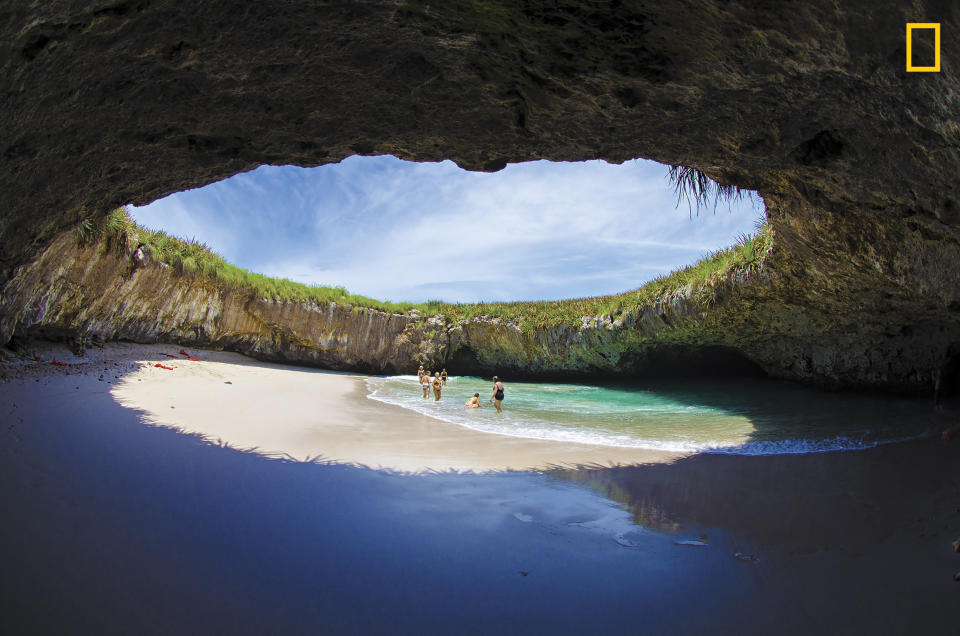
[1,341,945,469]
[107,343,686,472]
[3,341,685,472]
[2,341,958,633]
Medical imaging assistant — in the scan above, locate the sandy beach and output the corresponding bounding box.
[2,342,959,634]
[102,344,683,472]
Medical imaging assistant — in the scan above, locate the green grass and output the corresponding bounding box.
[668,165,747,216]
[79,207,772,330]
[436,220,772,330]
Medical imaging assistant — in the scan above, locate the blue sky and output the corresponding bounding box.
[130,156,763,303]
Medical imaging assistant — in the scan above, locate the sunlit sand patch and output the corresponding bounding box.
[109,347,685,473]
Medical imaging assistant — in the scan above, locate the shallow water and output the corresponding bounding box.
[366,375,939,455]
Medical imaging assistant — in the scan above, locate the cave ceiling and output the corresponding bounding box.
[0,1,957,282]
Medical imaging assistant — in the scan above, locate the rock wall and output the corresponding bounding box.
[0,231,441,372]
[5,207,959,393]
[0,229,732,376]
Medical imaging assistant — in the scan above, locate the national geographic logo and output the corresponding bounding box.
[906,23,940,72]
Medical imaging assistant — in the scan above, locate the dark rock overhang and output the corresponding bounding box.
[1,1,956,274]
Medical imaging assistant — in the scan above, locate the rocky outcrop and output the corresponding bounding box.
[5,211,960,393]
[0,231,444,372]
[0,229,736,376]
[1,2,959,391]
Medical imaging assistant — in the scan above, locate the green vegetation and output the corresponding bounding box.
[76,208,426,313]
[78,207,772,330]
[667,165,747,216]
[439,219,772,329]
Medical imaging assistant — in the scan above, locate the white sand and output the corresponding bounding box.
[95,344,683,472]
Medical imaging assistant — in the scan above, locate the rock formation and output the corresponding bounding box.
[2,210,956,393]
[1,1,959,390]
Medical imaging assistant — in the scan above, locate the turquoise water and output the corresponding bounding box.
[366,375,940,455]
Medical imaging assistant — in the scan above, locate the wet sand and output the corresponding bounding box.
[1,343,958,634]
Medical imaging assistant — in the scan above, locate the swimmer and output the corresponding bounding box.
[432,371,443,401]
[421,372,431,399]
[441,368,448,386]
[464,393,483,409]
[489,376,505,414]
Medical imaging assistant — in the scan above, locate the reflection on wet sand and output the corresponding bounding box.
[3,343,958,634]
[553,437,959,556]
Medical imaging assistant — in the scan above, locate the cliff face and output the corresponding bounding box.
[0,229,725,376]
[5,204,959,393]
[1,1,959,391]
[0,231,446,372]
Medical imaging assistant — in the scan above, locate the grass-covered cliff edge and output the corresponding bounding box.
[82,207,773,331]
[2,206,778,379]
[2,200,958,395]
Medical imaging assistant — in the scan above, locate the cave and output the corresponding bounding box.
[627,346,768,379]
[1,1,959,392]
[444,343,486,378]
[4,4,960,632]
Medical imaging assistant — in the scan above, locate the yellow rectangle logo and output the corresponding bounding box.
[907,23,940,72]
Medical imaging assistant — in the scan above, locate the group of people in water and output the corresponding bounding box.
[417,365,506,414]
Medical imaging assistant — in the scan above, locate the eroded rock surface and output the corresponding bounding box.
[5,214,960,392]
[1,1,959,389]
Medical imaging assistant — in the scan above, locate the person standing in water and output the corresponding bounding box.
[489,376,505,413]
[464,393,483,408]
[421,371,431,399]
[441,368,448,386]
[418,364,425,382]
[432,371,443,401]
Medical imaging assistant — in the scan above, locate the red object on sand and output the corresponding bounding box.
[187,357,199,361]
[164,353,179,358]
[154,363,174,370]
[51,357,67,366]
[179,349,189,356]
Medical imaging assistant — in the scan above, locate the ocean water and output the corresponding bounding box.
[366,375,940,455]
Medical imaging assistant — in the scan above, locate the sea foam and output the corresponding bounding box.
[365,375,934,456]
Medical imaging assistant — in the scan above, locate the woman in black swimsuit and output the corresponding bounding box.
[489,376,505,414]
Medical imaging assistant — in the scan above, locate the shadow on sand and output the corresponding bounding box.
[2,355,958,635]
